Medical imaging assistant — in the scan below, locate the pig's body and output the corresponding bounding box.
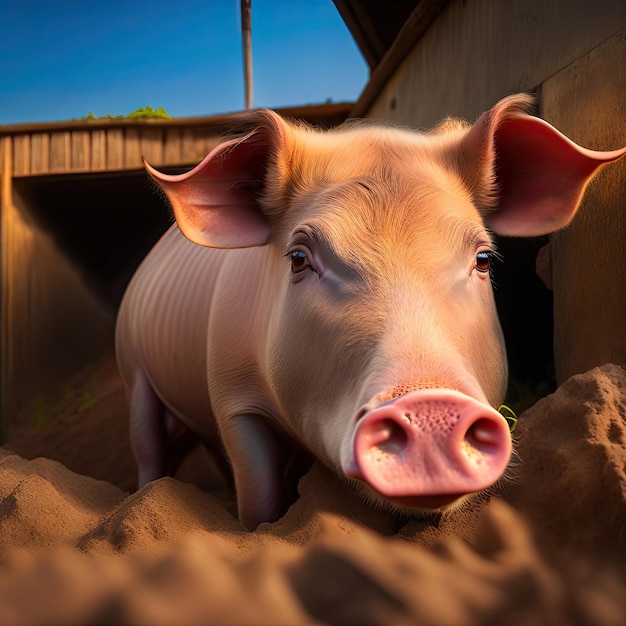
[116,95,625,530]
[117,230,289,457]
[117,227,221,441]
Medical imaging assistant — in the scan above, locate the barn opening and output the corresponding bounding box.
[13,170,173,312]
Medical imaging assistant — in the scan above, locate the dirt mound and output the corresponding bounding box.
[0,359,624,624]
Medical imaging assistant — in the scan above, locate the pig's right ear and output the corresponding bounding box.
[144,109,290,248]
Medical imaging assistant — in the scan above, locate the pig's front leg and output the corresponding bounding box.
[220,415,292,531]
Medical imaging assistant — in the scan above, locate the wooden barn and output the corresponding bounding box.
[1,0,625,435]
[0,104,351,431]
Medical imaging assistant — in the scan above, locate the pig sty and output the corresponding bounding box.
[116,94,626,530]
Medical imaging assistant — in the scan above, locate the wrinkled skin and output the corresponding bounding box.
[116,94,626,530]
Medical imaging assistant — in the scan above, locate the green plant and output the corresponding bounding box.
[81,106,171,121]
[126,106,171,119]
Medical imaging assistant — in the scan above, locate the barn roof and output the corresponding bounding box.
[333,0,448,115]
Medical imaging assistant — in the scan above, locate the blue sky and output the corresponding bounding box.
[0,0,368,125]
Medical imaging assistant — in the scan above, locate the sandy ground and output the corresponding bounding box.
[1,355,625,625]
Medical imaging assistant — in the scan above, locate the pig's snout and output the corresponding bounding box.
[345,389,512,509]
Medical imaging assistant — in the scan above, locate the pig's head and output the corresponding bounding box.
[145,94,626,527]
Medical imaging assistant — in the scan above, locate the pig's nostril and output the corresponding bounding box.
[368,418,408,455]
[464,418,501,452]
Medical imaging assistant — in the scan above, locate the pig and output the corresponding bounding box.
[115,94,626,530]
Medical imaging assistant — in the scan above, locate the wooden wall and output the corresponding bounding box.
[1,164,115,429]
[0,103,352,434]
[542,32,626,382]
[0,102,352,178]
[359,0,626,384]
[1,123,227,178]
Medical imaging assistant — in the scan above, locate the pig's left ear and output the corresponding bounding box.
[144,109,291,248]
[460,94,626,236]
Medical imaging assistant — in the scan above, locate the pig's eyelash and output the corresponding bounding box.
[483,248,503,289]
[487,247,503,263]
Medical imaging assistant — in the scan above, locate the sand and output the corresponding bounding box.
[1,357,625,624]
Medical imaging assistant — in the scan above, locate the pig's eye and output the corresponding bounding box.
[475,251,492,273]
[287,250,314,274]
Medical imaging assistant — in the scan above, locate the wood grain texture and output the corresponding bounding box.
[542,29,626,382]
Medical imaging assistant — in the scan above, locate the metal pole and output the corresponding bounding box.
[241,0,253,109]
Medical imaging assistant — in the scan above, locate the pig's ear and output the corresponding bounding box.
[460,94,626,236]
[144,109,290,248]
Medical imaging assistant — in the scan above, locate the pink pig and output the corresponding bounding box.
[116,94,626,530]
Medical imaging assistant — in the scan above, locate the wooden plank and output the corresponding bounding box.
[90,130,106,171]
[106,128,124,170]
[139,127,164,167]
[49,132,71,172]
[30,133,50,175]
[124,127,141,168]
[70,131,90,171]
[163,127,183,165]
[333,0,390,69]
[363,0,626,125]
[0,136,13,431]
[0,137,11,204]
[542,30,626,383]
[181,127,202,163]
[181,127,221,165]
[12,135,31,176]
